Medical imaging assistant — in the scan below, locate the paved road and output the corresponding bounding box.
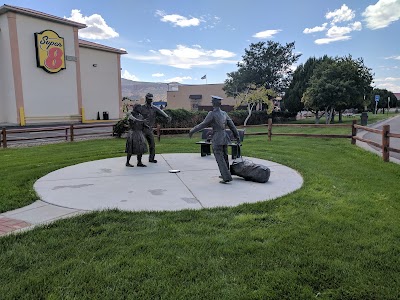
[362,115,400,160]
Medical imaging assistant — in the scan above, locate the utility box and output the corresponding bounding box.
[361,112,368,126]
[103,111,109,120]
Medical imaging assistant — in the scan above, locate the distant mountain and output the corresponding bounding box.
[121,78,170,103]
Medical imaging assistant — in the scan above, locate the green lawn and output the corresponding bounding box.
[1,128,400,299]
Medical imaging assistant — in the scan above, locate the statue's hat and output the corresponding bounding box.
[211,95,223,102]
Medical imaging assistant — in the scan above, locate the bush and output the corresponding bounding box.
[113,115,128,138]
[113,108,297,137]
[270,110,297,123]
[228,110,296,125]
[157,109,208,128]
[228,110,248,125]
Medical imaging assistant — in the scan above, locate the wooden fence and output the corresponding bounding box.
[265,118,400,162]
[2,119,400,162]
[353,124,400,162]
[266,118,354,140]
[1,123,115,148]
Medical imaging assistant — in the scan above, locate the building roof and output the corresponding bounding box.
[79,39,127,55]
[394,93,400,100]
[0,4,86,29]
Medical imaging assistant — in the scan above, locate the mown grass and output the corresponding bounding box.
[0,127,400,299]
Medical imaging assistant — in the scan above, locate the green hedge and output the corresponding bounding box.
[113,109,296,137]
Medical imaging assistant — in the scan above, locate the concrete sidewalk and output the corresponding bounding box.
[0,153,303,236]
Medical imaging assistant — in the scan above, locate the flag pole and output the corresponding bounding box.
[201,74,207,84]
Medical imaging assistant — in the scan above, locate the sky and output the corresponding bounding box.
[4,0,400,92]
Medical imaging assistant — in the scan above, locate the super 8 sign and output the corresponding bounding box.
[35,30,66,73]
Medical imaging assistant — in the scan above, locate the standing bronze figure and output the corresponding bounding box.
[189,96,240,183]
[125,104,148,167]
[140,93,171,163]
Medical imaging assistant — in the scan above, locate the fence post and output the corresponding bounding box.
[351,120,357,145]
[70,124,74,142]
[382,124,390,162]
[267,118,272,141]
[157,124,161,142]
[1,127,6,148]
[65,128,68,141]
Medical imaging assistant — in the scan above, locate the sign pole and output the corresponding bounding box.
[374,95,380,114]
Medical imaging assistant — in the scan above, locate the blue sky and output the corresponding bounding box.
[5,0,400,92]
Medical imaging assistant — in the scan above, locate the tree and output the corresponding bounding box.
[333,56,373,122]
[224,41,301,95]
[369,88,397,113]
[223,69,249,105]
[301,55,373,124]
[235,85,276,126]
[283,55,333,115]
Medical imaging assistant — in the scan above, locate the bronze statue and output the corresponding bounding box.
[125,104,148,167]
[189,96,240,183]
[140,93,171,163]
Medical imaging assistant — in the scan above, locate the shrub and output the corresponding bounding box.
[113,108,297,137]
[113,115,128,138]
[157,109,208,128]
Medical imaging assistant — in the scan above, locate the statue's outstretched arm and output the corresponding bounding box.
[189,112,213,138]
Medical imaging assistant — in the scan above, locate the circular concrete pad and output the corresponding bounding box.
[34,154,303,211]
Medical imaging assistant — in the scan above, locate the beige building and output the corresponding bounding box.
[0,4,126,125]
[167,83,238,111]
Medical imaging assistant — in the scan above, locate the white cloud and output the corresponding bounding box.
[65,9,119,40]
[200,14,222,30]
[303,23,328,34]
[252,29,281,39]
[362,0,400,29]
[314,35,351,45]
[305,4,362,45]
[326,4,355,24]
[351,21,362,31]
[385,55,400,60]
[375,82,400,92]
[210,50,236,58]
[152,73,165,77]
[159,45,204,59]
[126,45,236,69]
[375,77,400,82]
[164,76,192,83]
[122,70,139,81]
[156,10,200,27]
[378,65,400,71]
[326,25,353,38]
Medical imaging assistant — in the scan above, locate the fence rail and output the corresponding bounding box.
[2,118,400,162]
[266,119,354,142]
[1,124,115,148]
[264,119,399,162]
